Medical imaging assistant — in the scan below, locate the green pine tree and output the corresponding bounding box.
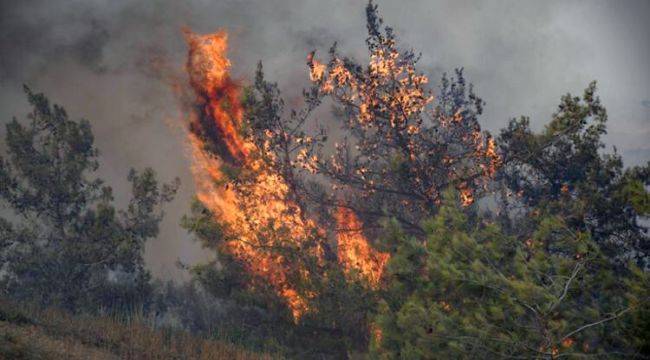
[0,87,179,313]
[372,189,647,359]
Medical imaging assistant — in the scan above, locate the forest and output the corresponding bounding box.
[1,2,648,359]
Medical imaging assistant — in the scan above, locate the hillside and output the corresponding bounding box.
[0,299,274,360]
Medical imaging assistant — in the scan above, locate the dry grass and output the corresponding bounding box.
[0,298,276,360]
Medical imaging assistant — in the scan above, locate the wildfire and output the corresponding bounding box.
[309,46,433,128]
[335,207,390,287]
[183,29,315,320]
[182,29,390,321]
[458,182,474,207]
[476,136,501,179]
[184,29,250,162]
[307,51,326,82]
[371,323,383,345]
[307,37,500,210]
[179,22,501,326]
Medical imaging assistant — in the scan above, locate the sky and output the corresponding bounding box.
[1,0,648,280]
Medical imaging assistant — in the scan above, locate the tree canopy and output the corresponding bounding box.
[180,2,649,358]
[0,87,179,312]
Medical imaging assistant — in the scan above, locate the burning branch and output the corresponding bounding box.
[181,30,389,321]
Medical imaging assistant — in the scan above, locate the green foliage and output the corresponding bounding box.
[372,189,646,359]
[0,87,179,313]
[619,178,650,216]
[498,82,649,268]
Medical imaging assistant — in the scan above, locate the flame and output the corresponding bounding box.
[562,338,575,348]
[184,29,250,162]
[307,52,326,82]
[308,42,501,209]
[371,323,383,345]
[183,29,316,320]
[476,136,501,179]
[335,207,390,287]
[182,29,395,321]
[458,182,474,207]
[311,49,432,128]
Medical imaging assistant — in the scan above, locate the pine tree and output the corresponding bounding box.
[0,87,179,312]
[498,82,649,269]
[373,189,647,359]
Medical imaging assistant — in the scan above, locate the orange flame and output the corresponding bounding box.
[307,51,326,82]
[184,29,250,162]
[182,29,392,321]
[308,48,501,208]
[371,323,383,345]
[183,29,315,320]
[335,207,390,287]
[458,183,474,207]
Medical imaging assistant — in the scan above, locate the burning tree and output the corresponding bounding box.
[182,30,325,322]
[177,2,502,356]
[301,3,500,235]
[171,2,649,357]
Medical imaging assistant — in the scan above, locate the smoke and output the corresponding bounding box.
[1,0,648,280]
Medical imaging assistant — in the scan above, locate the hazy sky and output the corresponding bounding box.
[1,0,648,280]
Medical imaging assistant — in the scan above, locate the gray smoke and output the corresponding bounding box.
[1,0,648,280]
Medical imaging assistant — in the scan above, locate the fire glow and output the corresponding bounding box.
[335,207,390,287]
[182,30,389,320]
